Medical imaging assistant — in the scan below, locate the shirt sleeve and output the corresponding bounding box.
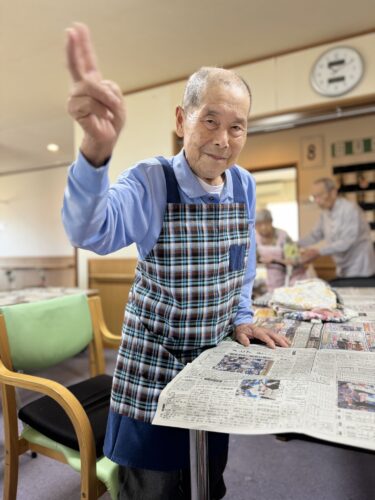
[319,205,362,256]
[234,169,256,326]
[62,151,166,257]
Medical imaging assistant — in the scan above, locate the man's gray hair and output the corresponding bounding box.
[256,208,273,223]
[314,177,337,192]
[182,67,251,112]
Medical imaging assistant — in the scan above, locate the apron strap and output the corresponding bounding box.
[156,156,181,203]
[229,166,247,204]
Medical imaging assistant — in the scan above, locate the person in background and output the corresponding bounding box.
[62,23,290,500]
[298,178,375,278]
[255,208,308,292]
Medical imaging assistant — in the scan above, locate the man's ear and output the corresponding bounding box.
[175,106,185,138]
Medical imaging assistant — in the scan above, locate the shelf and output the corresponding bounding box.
[338,182,375,193]
[333,162,375,174]
[359,202,375,211]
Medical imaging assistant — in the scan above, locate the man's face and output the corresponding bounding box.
[311,183,337,210]
[175,83,250,185]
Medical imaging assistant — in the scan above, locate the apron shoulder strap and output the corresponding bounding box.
[156,156,181,203]
[229,166,247,204]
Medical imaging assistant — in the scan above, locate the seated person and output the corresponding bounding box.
[255,208,307,291]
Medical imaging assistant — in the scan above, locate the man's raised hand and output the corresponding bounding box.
[65,23,126,166]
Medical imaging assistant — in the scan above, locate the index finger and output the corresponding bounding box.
[74,23,100,76]
[65,23,100,83]
[65,27,82,82]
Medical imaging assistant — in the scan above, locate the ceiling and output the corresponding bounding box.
[1,0,374,175]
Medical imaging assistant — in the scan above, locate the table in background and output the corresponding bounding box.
[0,287,97,308]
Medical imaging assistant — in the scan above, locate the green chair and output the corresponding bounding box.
[0,294,121,500]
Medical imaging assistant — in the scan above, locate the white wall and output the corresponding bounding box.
[0,166,73,257]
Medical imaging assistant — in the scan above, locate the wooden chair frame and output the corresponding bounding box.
[0,295,121,500]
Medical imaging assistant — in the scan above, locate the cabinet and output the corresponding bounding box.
[333,162,375,241]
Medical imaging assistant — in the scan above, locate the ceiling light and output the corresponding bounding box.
[47,143,59,152]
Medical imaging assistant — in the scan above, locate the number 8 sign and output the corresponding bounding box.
[301,136,324,168]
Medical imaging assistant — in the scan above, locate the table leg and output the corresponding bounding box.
[189,429,209,500]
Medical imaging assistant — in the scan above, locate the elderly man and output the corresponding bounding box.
[62,23,289,500]
[299,177,375,278]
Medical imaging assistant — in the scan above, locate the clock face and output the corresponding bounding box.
[310,46,364,97]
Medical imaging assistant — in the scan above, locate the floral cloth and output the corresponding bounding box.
[270,279,337,311]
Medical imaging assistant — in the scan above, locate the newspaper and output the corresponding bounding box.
[252,318,375,352]
[154,287,375,450]
[153,341,375,451]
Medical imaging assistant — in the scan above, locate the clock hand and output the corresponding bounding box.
[328,58,353,74]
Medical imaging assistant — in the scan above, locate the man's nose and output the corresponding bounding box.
[213,128,229,148]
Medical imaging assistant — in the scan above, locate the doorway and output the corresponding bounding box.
[252,165,298,240]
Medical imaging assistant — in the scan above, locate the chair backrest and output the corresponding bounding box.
[0,294,93,372]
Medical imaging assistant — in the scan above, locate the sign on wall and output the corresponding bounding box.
[301,135,324,168]
[331,137,375,157]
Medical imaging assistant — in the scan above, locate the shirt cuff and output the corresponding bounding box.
[72,150,110,194]
[234,311,254,326]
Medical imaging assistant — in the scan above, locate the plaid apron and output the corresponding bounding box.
[110,156,250,423]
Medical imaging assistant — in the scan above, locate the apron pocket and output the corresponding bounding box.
[229,243,246,272]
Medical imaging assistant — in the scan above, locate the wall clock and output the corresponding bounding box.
[310,46,364,97]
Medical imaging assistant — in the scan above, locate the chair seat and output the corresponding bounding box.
[19,374,112,457]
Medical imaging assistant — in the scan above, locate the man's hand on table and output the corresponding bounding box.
[234,323,291,349]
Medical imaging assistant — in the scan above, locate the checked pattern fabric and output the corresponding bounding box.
[110,159,250,422]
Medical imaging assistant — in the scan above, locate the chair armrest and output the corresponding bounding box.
[0,361,97,467]
[100,324,122,347]
[90,296,122,347]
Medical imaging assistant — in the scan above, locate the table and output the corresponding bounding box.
[186,286,375,500]
[0,286,97,307]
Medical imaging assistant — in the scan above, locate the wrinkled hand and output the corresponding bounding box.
[234,324,291,349]
[65,23,126,166]
[299,247,320,264]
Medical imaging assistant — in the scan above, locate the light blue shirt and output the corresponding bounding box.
[62,149,256,324]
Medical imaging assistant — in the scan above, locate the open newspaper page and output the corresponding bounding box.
[305,349,375,449]
[154,341,315,435]
[153,288,375,451]
[153,341,375,451]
